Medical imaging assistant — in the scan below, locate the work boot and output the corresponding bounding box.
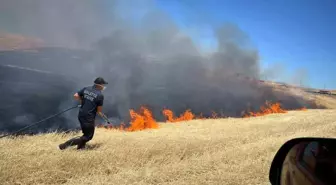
[58,137,82,150]
[77,142,86,150]
[59,143,68,150]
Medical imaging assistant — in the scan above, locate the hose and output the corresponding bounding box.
[0,105,80,139]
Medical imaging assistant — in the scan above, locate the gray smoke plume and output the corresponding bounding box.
[290,68,309,87]
[261,62,286,81]
[261,63,310,88]
[0,0,114,48]
[0,0,322,134]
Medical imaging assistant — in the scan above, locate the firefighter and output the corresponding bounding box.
[59,77,110,150]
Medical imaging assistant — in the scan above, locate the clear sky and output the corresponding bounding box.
[151,0,335,89]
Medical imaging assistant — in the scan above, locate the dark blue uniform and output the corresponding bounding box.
[77,86,104,123]
[59,77,108,150]
[75,86,104,148]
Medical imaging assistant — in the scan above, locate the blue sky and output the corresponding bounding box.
[151,0,335,89]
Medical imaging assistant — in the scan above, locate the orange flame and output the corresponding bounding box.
[243,102,287,118]
[162,109,195,122]
[242,102,307,118]
[127,106,158,131]
[162,109,174,122]
[97,106,158,131]
[99,102,307,131]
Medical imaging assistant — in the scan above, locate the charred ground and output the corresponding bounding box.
[0,47,326,134]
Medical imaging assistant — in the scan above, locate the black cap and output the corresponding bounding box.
[94,77,108,85]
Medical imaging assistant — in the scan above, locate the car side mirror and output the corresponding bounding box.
[269,137,336,185]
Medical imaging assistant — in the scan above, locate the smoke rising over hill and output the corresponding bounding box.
[0,0,321,133]
[0,0,114,48]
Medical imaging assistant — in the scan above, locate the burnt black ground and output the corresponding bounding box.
[0,48,325,134]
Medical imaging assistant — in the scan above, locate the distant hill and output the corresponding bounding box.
[0,32,44,51]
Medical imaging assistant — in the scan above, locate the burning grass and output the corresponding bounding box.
[98,106,159,131]
[162,109,195,122]
[99,101,307,132]
[127,107,158,131]
[242,101,307,118]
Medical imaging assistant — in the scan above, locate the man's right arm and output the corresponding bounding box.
[96,95,110,123]
[97,106,108,121]
[74,88,85,103]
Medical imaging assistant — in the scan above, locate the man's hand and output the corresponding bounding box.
[74,93,81,100]
[74,93,82,104]
[97,106,111,124]
[99,112,111,124]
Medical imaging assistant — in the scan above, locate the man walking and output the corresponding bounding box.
[59,77,110,150]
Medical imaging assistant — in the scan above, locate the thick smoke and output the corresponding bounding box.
[0,0,321,133]
[0,0,114,48]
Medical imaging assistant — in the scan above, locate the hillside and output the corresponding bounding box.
[1,109,336,185]
[0,32,43,51]
[265,81,336,109]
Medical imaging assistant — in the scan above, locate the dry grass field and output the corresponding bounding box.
[1,109,336,185]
